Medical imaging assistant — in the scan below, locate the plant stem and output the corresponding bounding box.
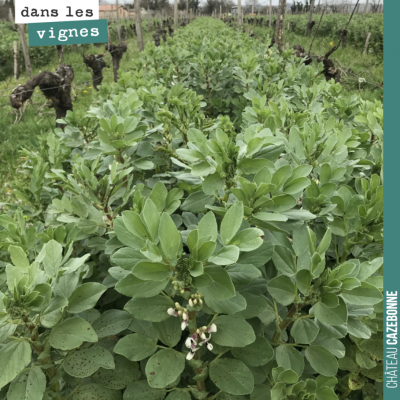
[272,302,305,343]
[188,311,206,392]
[339,388,352,400]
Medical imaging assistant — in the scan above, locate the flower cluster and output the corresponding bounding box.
[185,324,217,360]
[168,302,189,330]
[188,292,203,307]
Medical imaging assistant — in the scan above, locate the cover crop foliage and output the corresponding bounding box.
[0,18,383,400]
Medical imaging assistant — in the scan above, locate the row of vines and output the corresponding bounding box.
[0,17,383,400]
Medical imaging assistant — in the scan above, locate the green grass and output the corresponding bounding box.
[250,23,383,102]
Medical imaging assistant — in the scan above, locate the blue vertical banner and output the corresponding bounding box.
[384,1,400,398]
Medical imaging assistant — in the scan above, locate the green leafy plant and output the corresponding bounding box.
[0,17,383,400]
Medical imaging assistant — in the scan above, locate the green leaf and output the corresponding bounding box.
[237,242,274,267]
[9,245,29,269]
[282,177,310,195]
[66,282,107,314]
[200,266,235,301]
[142,199,160,242]
[252,212,288,223]
[272,245,297,276]
[111,247,148,270]
[346,317,371,339]
[312,338,345,359]
[115,275,168,298]
[72,383,122,400]
[181,191,215,213]
[212,315,256,347]
[275,345,304,377]
[236,292,269,319]
[198,212,218,241]
[267,275,296,306]
[312,297,348,326]
[49,317,98,350]
[159,213,181,262]
[291,319,319,344]
[277,369,298,384]
[225,264,261,285]
[317,228,331,255]
[92,355,141,390]
[145,349,185,388]
[229,228,264,252]
[198,242,217,262]
[122,211,149,240]
[210,358,254,395]
[209,245,240,265]
[149,182,168,212]
[220,202,244,245]
[341,282,383,305]
[296,270,313,295]
[0,341,31,390]
[124,381,166,400]
[132,261,172,281]
[92,310,132,339]
[316,386,337,400]
[356,257,383,282]
[153,317,182,348]
[114,333,158,361]
[124,296,174,322]
[265,194,297,212]
[305,346,338,377]
[272,166,292,190]
[165,391,192,400]
[64,347,114,378]
[114,218,146,249]
[205,293,247,314]
[232,336,274,366]
[7,367,46,400]
[42,240,63,277]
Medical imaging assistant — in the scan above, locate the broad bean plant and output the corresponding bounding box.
[0,18,383,400]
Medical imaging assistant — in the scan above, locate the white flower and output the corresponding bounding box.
[186,349,198,360]
[167,308,178,317]
[358,77,366,83]
[189,299,194,307]
[185,335,198,349]
[207,342,213,351]
[207,323,217,333]
[199,332,206,340]
[181,320,188,330]
[182,312,188,320]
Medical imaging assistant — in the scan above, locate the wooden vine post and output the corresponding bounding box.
[135,0,144,52]
[8,8,15,29]
[306,0,315,36]
[363,32,371,55]
[276,0,287,53]
[364,0,369,15]
[16,24,32,77]
[269,0,272,28]
[13,41,19,79]
[238,0,242,26]
[148,7,151,33]
[116,0,121,42]
[174,0,178,30]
